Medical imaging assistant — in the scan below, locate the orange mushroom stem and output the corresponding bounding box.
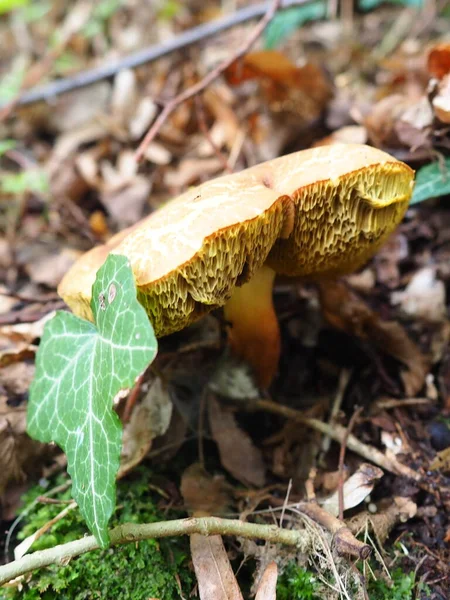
[223,265,279,388]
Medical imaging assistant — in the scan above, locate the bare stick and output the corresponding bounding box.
[296,502,371,560]
[1,1,310,111]
[0,516,312,586]
[338,407,363,520]
[134,0,282,161]
[236,396,424,483]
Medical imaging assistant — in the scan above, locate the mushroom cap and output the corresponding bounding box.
[58,143,414,335]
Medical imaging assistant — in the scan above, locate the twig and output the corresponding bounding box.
[234,396,424,484]
[338,407,363,520]
[194,95,232,172]
[1,0,311,111]
[296,502,371,560]
[134,0,282,161]
[0,516,312,586]
[321,368,351,456]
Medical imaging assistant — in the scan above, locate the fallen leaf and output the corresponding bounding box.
[181,463,230,516]
[190,534,244,600]
[313,125,368,147]
[181,464,240,599]
[0,312,55,367]
[0,363,52,497]
[225,50,332,124]
[255,562,278,600]
[432,74,450,124]
[318,281,429,396]
[373,233,408,288]
[118,377,173,478]
[430,446,450,472]
[391,267,446,323]
[427,42,450,79]
[208,394,266,487]
[320,463,383,517]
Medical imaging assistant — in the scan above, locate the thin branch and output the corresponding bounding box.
[134,0,282,161]
[235,396,425,484]
[338,406,363,520]
[1,0,311,111]
[0,516,312,586]
[296,502,371,560]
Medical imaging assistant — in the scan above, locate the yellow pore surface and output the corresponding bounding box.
[58,144,414,336]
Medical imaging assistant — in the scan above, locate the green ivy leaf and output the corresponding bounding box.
[27,255,158,547]
[264,2,326,49]
[410,158,450,205]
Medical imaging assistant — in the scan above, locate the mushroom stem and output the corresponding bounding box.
[223,265,280,388]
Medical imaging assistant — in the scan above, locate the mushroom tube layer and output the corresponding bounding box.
[59,144,414,343]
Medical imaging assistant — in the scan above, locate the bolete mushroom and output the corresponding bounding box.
[58,143,414,387]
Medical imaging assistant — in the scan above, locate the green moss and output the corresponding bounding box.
[2,470,193,600]
[367,567,428,600]
[277,563,320,600]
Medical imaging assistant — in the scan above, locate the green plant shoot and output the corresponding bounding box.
[410,157,450,205]
[27,255,158,547]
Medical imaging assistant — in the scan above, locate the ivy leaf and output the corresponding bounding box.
[410,158,450,205]
[27,255,158,547]
[264,2,326,49]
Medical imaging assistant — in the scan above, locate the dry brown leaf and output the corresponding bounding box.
[313,125,368,147]
[0,312,55,367]
[118,377,172,478]
[373,233,408,288]
[190,534,244,600]
[181,463,230,516]
[430,446,450,472]
[349,496,417,544]
[428,42,450,79]
[165,157,224,191]
[318,281,429,396]
[433,74,450,124]
[208,394,266,487]
[23,247,80,288]
[181,465,240,599]
[391,267,446,323]
[225,50,332,123]
[0,363,52,498]
[320,463,383,517]
[255,562,278,600]
[365,94,421,148]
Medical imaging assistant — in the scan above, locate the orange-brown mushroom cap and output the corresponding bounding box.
[58,144,414,384]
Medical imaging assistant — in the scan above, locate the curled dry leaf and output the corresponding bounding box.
[312,125,368,147]
[391,267,446,323]
[317,281,429,396]
[208,394,266,487]
[373,232,408,288]
[427,42,450,79]
[225,50,333,124]
[320,463,384,517]
[430,446,450,472]
[118,377,172,478]
[181,465,240,600]
[349,496,417,544]
[190,534,244,600]
[432,74,450,124]
[181,463,230,517]
[255,562,278,600]
[0,312,55,367]
[0,363,52,498]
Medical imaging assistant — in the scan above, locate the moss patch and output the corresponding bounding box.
[2,470,193,600]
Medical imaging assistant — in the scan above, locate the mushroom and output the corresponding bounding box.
[58,143,414,387]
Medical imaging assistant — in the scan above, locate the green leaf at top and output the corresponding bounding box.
[264,2,326,49]
[410,157,450,205]
[27,255,158,547]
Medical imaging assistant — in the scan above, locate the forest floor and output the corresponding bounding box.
[0,1,449,598]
